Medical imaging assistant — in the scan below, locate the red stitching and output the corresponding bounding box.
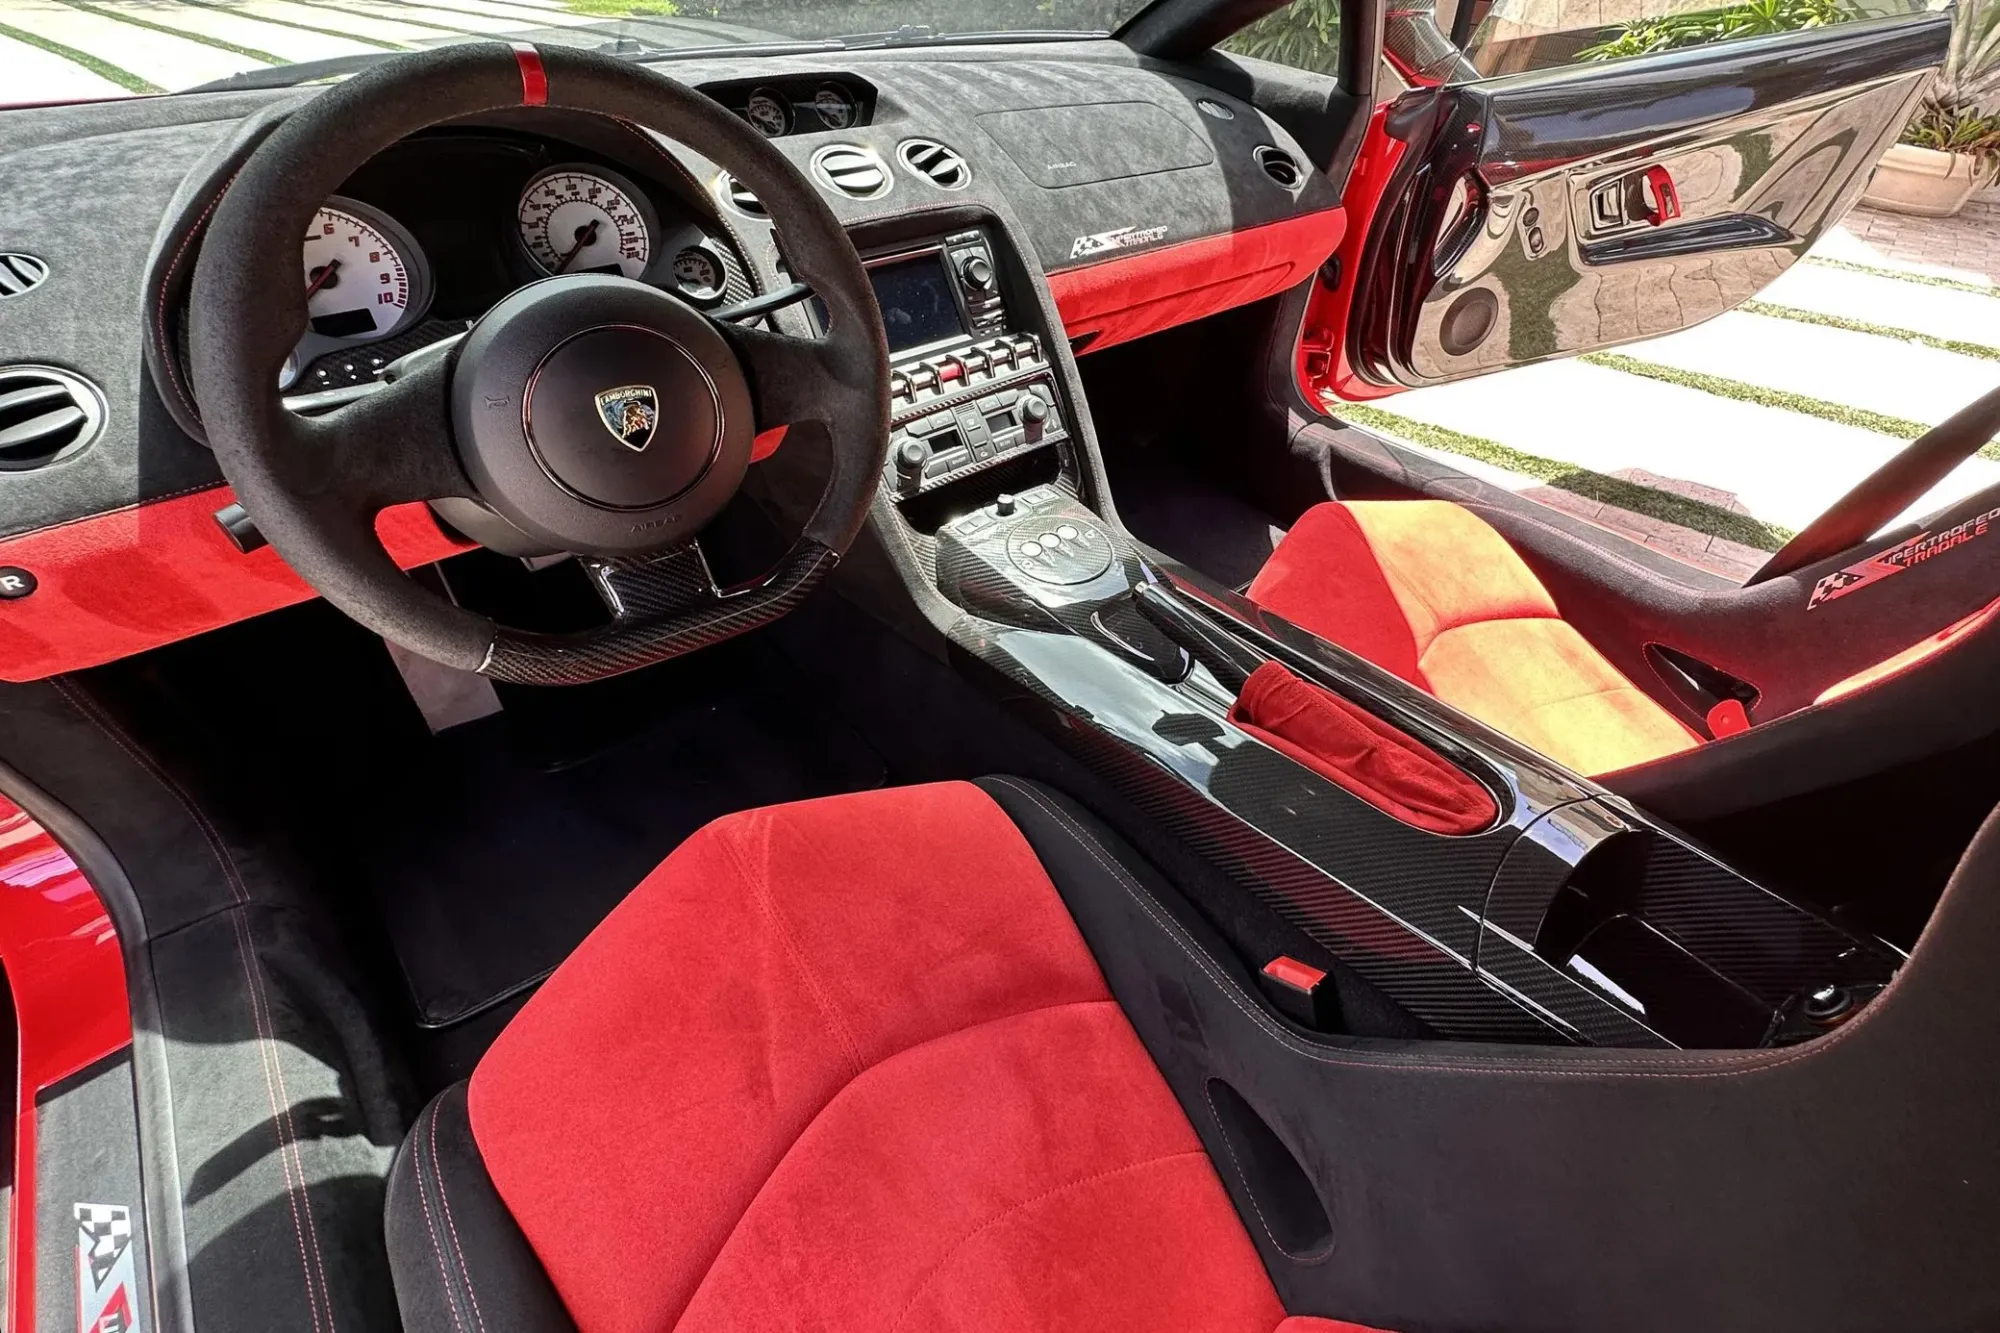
[53,679,338,1332]
[154,166,243,423]
[430,1102,488,1333]
[413,1104,469,1333]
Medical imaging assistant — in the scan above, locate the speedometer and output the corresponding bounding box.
[302,198,427,342]
[517,165,655,280]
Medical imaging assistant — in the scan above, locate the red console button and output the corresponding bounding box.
[1262,956,1327,995]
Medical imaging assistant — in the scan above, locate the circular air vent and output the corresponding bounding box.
[0,366,104,471]
[0,254,48,299]
[810,144,892,200]
[897,139,970,190]
[717,173,767,218]
[1255,145,1304,190]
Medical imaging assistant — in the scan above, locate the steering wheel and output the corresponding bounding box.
[188,44,889,685]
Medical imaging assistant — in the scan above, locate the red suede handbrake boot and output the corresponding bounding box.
[1229,661,1498,835]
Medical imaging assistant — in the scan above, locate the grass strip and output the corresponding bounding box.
[1581,351,2000,462]
[0,18,161,90]
[1336,403,1796,552]
[1581,351,1932,438]
[171,0,406,49]
[1804,255,2000,299]
[564,0,683,13]
[58,0,282,63]
[1738,300,2000,363]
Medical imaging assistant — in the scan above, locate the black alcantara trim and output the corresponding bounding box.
[385,1083,579,1333]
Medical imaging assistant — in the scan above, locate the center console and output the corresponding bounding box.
[856,211,1901,1054]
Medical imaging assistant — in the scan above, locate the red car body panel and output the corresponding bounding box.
[0,795,132,1332]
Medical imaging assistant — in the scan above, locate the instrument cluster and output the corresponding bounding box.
[275,134,747,393]
[700,75,874,139]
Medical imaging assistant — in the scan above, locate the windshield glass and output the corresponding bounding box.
[0,0,1141,107]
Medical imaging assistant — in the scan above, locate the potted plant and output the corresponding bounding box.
[1863,96,2000,216]
[1863,0,2000,216]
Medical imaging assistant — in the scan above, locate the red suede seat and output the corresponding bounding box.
[386,782,1390,1333]
[1248,501,1700,776]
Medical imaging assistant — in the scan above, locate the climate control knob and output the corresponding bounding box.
[1018,393,1049,423]
[894,438,929,478]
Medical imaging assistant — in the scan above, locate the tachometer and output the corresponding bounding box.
[744,88,791,137]
[301,198,427,343]
[517,165,655,280]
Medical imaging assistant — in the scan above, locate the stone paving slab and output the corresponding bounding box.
[217,0,439,43]
[1758,261,2000,349]
[1835,202,2000,288]
[0,27,129,100]
[4,0,265,85]
[1389,355,2000,533]
[1613,305,2000,428]
[302,0,545,35]
[87,0,382,59]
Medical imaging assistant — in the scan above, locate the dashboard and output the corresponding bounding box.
[0,41,1348,681]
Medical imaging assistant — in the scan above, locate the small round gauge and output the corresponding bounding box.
[813,83,857,130]
[744,88,791,138]
[670,245,725,302]
[517,165,654,279]
[301,198,427,344]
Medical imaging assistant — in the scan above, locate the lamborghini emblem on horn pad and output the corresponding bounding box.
[594,384,659,452]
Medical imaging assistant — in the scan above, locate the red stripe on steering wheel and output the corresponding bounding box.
[511,42,548,106]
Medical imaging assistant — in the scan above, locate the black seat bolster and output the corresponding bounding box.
[385,1081,578,1333]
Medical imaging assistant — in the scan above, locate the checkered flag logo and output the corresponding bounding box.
[1807,567,1867,608]
[76,1204,131,1289]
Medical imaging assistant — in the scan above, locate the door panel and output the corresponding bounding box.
[1337,12,1950,393]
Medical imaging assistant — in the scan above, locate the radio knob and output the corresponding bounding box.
[959,254,995,291]
[1018,393,1050,423]
[894,438,929,478]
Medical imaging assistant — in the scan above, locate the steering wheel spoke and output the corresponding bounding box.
[718,320,840,439]
[284,351,475,512]
[580,541,720,623]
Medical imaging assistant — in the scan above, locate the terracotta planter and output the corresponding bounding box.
[1861,141,1990,218]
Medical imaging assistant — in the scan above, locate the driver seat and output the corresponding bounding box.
[384,780,1379,1333]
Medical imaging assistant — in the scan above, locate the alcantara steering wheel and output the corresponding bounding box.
[188,44,889,685]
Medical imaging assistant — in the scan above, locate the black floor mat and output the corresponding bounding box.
[363,639,886,1026]
[1109,455,1287,590]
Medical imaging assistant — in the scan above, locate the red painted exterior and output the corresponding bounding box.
[0,795,134,1333]
[0,489,472,683]
[1297,108,1410,404]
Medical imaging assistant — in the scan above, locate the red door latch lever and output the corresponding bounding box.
[1641,164,1681,226]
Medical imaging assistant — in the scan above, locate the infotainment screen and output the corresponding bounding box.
[868,252,966,353]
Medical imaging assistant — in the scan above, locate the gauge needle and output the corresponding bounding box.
[304,259,341,300]
[555,220,600,273]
